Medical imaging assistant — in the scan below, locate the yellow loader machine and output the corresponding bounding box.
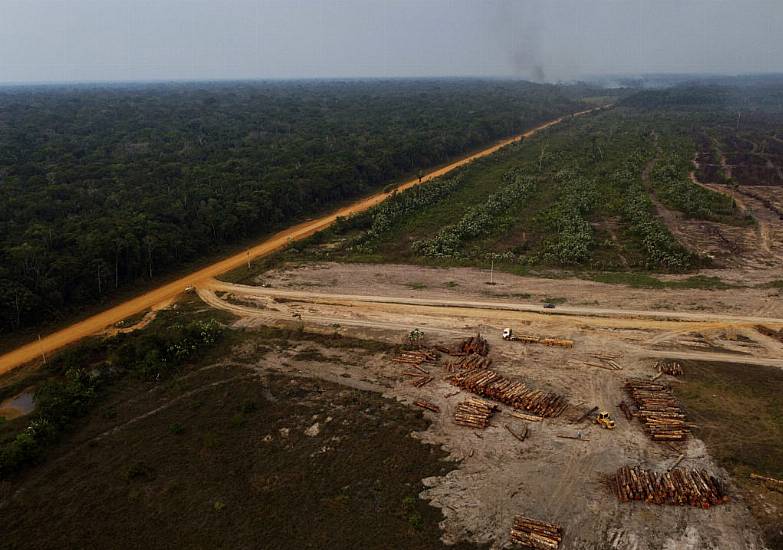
[595,411,616,430]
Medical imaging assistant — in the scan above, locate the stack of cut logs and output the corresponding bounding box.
[655,360,683,376]
[441,334,489,356]
[625,379,689,441]
[454,397,497,428]
[515,334,574,348]
[510,515,562,549]
[393,349,439,364]
[393,349,439,387]
[445,353,492,372]
[608,466,729,508]
[451,368,567,417]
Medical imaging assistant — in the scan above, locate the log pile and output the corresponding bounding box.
[393,349,439,365]
[454,397,498,429]
[655,360,683,376]
[608,465,729,508]
[515,334,574,348]
[450,368,567,417]
[413,400,440,413]
[394,349,439,387]
[445,353,492,372]
[451,334,490,356]
[510,515,562,549]
[624,379,689,441]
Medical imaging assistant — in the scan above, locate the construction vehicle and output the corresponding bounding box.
[595,411,616,430]
[502,328,514,340]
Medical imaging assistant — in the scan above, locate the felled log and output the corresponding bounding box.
[509,411,543,422]
[755,325,783,344]
[750,473,783,486]
[451,334,490,356]
[454,398,497,429]
[450,368,567,417]
[505,424,528,443]
[445,353,492,372]
[624,378,689,441]
[510,515,562,549]
[413,400,440,413]
[576,406,599,423]
[516,334,574,348]
[608,465,729,508]
[412,376,433,388]
[393,349,440,364]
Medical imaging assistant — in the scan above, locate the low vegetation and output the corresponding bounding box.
[0,318,224,476]
[677,360,783,547]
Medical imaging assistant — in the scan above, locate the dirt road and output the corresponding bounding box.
[205,280,783,327]
[0,108,600,376]
[199,281,783,368]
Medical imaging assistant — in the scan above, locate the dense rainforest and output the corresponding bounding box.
[0,79,585,334]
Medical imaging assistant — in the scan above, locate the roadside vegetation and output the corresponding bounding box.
[0,311,224,477]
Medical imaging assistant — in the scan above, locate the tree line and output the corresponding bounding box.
[0,79,582,334]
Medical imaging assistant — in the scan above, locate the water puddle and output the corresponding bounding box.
[0,390,36,420]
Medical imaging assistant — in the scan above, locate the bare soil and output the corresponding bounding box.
[246,262,783,319]
[174,261,783,548]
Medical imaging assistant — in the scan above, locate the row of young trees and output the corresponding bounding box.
[412,167,537,257]
[650,143,739,222]
[0,80,581,333]
[349,174,467,253]
[534,170,597,265]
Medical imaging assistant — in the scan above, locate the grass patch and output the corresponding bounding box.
[591,272,735,290]
[405,282,428,290]
[678,360,783,478]
[758,279,783,289]
[1,370,482,549]
[677,360,783,547]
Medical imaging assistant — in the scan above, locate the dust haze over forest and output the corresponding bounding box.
[1,0,782,84]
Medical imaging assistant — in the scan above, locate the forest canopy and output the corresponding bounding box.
[0,79,583,333]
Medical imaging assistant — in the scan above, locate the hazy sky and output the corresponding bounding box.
[1,0,782,84]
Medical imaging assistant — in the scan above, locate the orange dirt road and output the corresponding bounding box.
[0,108,600,375]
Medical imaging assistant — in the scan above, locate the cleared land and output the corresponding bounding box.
[168,260,782,548]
